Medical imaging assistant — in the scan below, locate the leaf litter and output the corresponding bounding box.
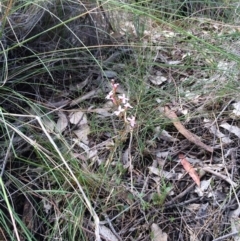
[2,4,240,241]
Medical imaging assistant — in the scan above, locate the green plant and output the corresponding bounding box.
[152,180,172,206]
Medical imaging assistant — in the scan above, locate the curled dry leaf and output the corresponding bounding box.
[151,223,168,241]
[164,106,213,153]
[179,154,200,187]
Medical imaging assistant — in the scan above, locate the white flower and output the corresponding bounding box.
[119,94,129,104]
[127,116,136,128]
[111,80,119,90]
[114,106,125,116]
[124,102,133,109]
[106,91,114,100]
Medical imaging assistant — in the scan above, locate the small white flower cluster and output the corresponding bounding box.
[106,80,136,128]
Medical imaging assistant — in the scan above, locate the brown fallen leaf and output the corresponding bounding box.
[164,106,213,153]
[151,223,168,241]
[179,154,200,187]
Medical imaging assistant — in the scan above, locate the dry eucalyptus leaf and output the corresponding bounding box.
[149,75,167,85]
[55,112,68,133]
[232,102,240,117]
[43,200,52,214]
[167,60,181,65]
[186,203,201,211]
[69,111,87,125]
[229,207,240,241]
[151,223,168,241]
[220,123,240,138]
[196,177,212,197]
[185,91,201,101]
[159,130,179,142]
[91,108,112,117]
[73,124,90,144]
[154,127,179,142]
[209,125,232,144]
[99,225,119,241]
[76,141,98,162]
[188,228,200,241]
[179,154,200,187]
[121,147,130,166]
[156,151,170,158]
[162,30,175,37]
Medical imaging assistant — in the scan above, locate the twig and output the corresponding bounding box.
[103,48,133,65]
[103,213,122,241]
[0,178,21,241]
[212,231,239,241]
[165,197,200,208]
[129,130,134,192]
[210,98,234,127]
[0,133,14,177]
[202,166,237,187]
[216,118,240,209]
[164,106,213,153]
[165,169,206,207]
[165,182,195,207]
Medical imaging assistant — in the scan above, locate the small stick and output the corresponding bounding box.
[164,106,213,153]
[202,167,237,187]
[165,169,206,207]
[165,182,195,207]
[212,231,238,241]
[165,197,200,208]
[103,213,122,241]
[0,133,14,177]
